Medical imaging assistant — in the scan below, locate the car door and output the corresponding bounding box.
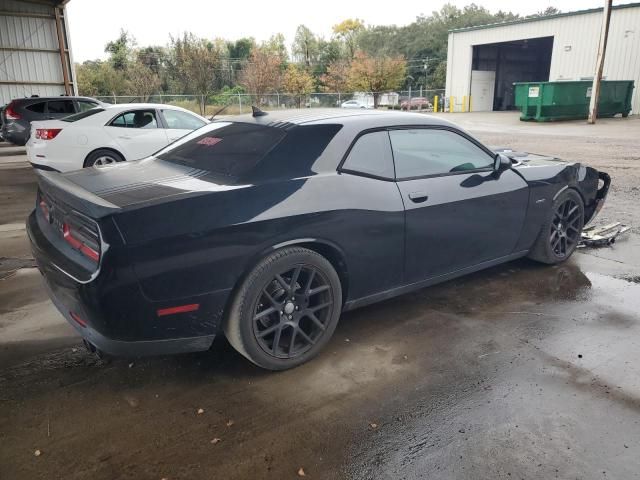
[106,109,169,160]
[159,108,207,143]
[390,127,529,283]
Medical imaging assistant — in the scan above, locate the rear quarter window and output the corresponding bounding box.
[157,122,341,182]
[157,122,286,180]
[26,102,46,113]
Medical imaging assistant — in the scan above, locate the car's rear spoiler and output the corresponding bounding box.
[37,171,119,219]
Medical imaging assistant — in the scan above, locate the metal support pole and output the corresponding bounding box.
[588,0,613,124]
[54,7,72,95]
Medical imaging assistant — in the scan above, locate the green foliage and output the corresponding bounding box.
[104,29,134,70]
[77,5,557,101]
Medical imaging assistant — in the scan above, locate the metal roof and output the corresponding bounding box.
[449,2,640,34]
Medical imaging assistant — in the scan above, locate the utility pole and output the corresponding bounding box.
[588,0,613,124]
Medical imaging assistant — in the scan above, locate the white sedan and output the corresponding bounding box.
[26,103,208,172]
[340,100,369,109]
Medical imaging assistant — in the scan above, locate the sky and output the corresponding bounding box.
[67,0,626,62]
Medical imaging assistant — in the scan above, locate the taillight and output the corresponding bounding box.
[35,128,62,140]
[5,102,21,120]
[62,221,100,263]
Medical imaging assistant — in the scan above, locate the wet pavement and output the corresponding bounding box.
[1,116,640,479]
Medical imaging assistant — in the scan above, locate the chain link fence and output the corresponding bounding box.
[94,89,447,116]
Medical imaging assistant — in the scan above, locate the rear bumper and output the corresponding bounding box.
[27,210,219,357]
[44,278,215,356]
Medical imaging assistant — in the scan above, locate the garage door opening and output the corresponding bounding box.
[471,36,554,111]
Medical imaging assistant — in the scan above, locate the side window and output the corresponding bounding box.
[77,101,99,112]
[341,131,394,179]
[47,100,75,114]
[109,110,158,129]
[25,102,46,113]
[162,109,206,130]
[390,129,494,179]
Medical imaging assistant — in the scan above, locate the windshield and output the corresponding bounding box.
[62,108,105,122]
[156,122,287,179]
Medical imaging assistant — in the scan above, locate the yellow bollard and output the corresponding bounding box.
[449,96,454,113]
[434,95,438,112]
[462,96,467,113]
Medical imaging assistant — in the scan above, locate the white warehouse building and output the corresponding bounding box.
[445,3,640,114]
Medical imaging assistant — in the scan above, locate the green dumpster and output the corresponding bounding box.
[513,80,634,121]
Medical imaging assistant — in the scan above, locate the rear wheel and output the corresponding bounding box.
[84,149,124,168]
[528,189,584,264]
[224,247,342,370]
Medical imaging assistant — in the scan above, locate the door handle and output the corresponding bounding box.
[118,135,132,140]
[408,191,429,203]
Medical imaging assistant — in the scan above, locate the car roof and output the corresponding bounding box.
[14,96,100,103]
[227,108,455,129]
[102,103,197,114]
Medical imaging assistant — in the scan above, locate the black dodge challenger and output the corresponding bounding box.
[27,109,610,370]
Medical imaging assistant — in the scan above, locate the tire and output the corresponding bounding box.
[224,247,342,370]
[83,149,124,168]
[528,189,584,264]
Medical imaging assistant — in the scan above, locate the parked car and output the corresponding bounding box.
[27,109,610,370]
[26,103,209,172]
[340,100,368,109]
[0,96,104,146]
[401,97,432,110]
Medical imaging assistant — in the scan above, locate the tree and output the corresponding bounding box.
[332,18,365,58]
[263,33,288,62]
[320,59,351,94]
[528,7,560,18]
[171,33,224,114]
[105,29,134,71]
[127,62,161,101]
[292,25,318,67]
[227,37,255,60]
[240,46,282,105]
[282,64,315,108]
[76,60,129,97]
[348,51,406,108]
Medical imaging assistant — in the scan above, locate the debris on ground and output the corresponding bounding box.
[34,449,41,457]
[210,438,221,445]
[197,408,204,415]
[226,419,234,427]
[297,467,306,477]
[580,223,630,248]
[369,423,378,429]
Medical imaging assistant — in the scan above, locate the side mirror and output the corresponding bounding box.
[494,153,512,171]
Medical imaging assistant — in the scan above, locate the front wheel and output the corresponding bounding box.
[528,189,584,264]
[224,247,342,370]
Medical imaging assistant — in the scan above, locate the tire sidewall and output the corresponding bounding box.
[84,149,123,168]
[231,248,342,370]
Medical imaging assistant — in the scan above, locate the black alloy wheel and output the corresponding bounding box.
[528,189,584,265]
[224,247,342,370]
[550,197,582,258]
[252,264,333,359]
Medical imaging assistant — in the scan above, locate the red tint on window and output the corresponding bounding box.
[197,137,222,146]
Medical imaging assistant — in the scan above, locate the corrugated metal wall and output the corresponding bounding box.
[446,5,640,114]
[0,0,75,105]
